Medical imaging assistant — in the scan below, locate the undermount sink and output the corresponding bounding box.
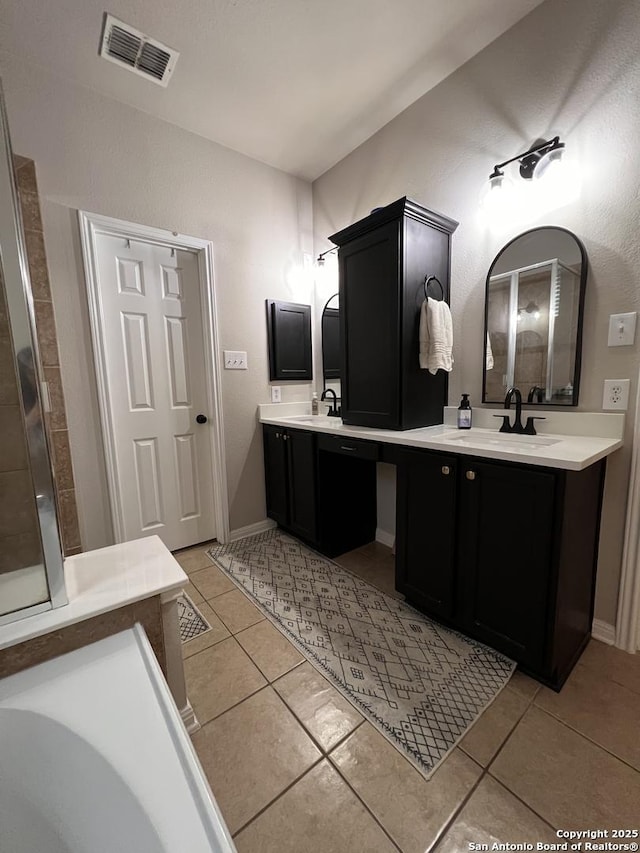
[439,431,561,451]
[287,415,344,427]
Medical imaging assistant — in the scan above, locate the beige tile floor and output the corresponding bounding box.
[174,540,640,852]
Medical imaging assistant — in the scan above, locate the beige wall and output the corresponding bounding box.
[0,52,314,549]
[312,0,640,625]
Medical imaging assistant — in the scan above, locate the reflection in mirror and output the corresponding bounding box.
[483,227,587,406]
[321,293,340,401]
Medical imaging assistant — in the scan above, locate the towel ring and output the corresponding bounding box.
[423,275,444,301]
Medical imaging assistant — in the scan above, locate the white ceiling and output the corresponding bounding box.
[0,0,544,180]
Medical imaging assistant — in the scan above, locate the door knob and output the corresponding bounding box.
[196,414,208,424]
[441,466,450,476]
[466,470,476,481]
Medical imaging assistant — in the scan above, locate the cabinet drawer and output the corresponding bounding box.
[317,433,379,461]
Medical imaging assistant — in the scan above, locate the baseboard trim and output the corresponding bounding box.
[592,619,616,646]
[180,701,200,734]
[375,528,395,548]
[228,519,277,542]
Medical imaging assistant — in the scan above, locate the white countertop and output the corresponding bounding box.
[259,403,624,472]
[0,536,187,652]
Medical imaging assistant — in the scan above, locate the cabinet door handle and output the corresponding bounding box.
[441,465,450,476]
[275,432,280,439]
[283,434,288,442]
[340,445,356,452]
[466,470,476,481]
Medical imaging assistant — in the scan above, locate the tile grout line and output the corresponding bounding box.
[194,663,372,841]
[188,624,396,846]
[182,619,238,659]
[429,682,552,850]
[230,756,327,839]
[239,650,306,686]
[187,635,270,725]
[271,678,366,758]
[572,658,640,698]
[484,769,560,835]
[230,720,373,842]
[325,752,403,853]
[190,680,270,730]
[479,690,560,836]
[528,702,640,775]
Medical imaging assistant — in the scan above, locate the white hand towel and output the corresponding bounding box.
[486,332,494,370]
[419,298,453,375]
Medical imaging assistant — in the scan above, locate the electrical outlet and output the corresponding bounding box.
[223,350,248,369]
[271,386,281,403]
[603,379,630,410]
[608,313,637,347]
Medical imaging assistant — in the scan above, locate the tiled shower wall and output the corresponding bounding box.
[12,155,81,556]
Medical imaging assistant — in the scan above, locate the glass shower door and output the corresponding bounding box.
[0,80,66,624]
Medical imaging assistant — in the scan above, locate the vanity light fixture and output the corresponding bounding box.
[488,136,565,184]
[316,246,338,266]
[481,136,580,222]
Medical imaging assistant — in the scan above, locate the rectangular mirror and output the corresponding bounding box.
[483,227,587,406]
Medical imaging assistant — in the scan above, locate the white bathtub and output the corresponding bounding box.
[0,625,235,853]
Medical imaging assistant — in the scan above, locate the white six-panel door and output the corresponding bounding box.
[94,235,217,550]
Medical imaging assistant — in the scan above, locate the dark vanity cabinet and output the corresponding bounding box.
[266,300,313,381]
[456,460,557,669]
[329,198,458,430]
[263,425,317,542]
[396,448,606,688]
[262,425,376,557]
[395,450,459,620]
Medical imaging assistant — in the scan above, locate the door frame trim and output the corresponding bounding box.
[617,369,640,652]
[77,210,230,546]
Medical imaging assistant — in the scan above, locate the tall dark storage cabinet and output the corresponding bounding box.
[330,198,458,430]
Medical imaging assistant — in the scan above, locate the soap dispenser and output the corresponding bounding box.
[457,394,472,429]
[311,392,319,415]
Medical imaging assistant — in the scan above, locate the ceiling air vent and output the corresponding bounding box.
[100,14,179,87]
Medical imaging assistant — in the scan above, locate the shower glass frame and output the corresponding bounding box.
[0,80,67,625]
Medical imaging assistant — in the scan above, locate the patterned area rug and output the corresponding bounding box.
[177,593,211,643]
[207,529,515,778]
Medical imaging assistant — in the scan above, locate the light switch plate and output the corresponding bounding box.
[608,312,637,346]
[223,350,248,369]
[603,379,630,410]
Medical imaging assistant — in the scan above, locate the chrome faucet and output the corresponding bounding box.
[320,388,340,417]
[495,386,545,435]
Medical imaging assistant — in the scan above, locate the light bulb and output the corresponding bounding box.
[480,173,511,215]
[534,147,581,209]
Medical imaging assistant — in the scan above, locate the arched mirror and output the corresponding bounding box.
[321,293,340,391]
[483,226,587,406]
